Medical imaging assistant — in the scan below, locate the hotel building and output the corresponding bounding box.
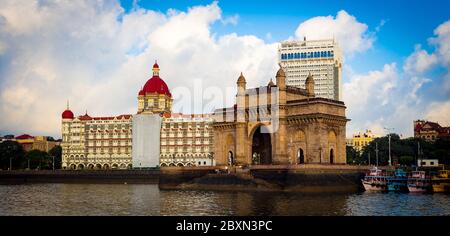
[278,38,343,100]
[61,62,215,169]
[160,113,214,167]
[61,108,133,170]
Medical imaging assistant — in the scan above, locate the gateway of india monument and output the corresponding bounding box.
[212,65,348,167]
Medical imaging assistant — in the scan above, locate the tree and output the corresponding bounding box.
[48,145,62,169]
[0,141,25,170]
[25,150,52,170]
[346,146,364,164]
[399,156,414,166]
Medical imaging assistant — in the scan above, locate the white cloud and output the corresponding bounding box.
[425,101,450,126]
[294,10,375,55]
[344,63,398,110]
[221,14,239,25]
[430,20,450,65]
[403,44,438,74]
[0,0,277,137]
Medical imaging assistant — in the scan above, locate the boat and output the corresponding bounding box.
[386,169,408,192]
[431,170,450,193]
[361,167,387,192]
[407,171,431,193]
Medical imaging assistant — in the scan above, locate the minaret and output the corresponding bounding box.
[274,64,288,164]
[306,73,315,97]
[236,72,247,121]
[237,72,246,96]
[235,72,248,165]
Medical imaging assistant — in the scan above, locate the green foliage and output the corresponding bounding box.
[359,134,450,166]
[49,145,62,169]
[0,141,25,170]
[399,156,414,165]
[346,146,364,164]
[25,150,52,169]
[0,141,62,170]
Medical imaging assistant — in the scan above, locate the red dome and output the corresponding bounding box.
[153,62,159,69]
[141,75,171,97]
[62,109,74,119]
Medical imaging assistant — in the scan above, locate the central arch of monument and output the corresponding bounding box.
[212,66,348,166]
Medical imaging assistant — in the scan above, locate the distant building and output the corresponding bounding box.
[278,38,343,100]
[417,159,439,167]
[13,134,58,152]
[349,130,377,152]
[414,120,450,142]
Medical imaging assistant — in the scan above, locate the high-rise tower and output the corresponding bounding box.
[278,38,342,100]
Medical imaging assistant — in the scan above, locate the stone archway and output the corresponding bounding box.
[95,164,102,170]
[87,164,94,169]
[228,151,234,166]
[251,126,272,165]
[103,164,110,169]
[77,164,84,170]
[330,148,334,164]
[297,148,305,164]
[70,164,76,170]
[328,130,337,164]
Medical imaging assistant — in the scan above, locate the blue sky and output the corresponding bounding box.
[121,0,450,73]
[0,0,449,138]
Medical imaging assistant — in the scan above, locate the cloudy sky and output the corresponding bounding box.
[0,0,449,138]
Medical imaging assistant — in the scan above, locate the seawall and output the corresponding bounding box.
[1,165,373,193]
[0,170,160,184]
[159,165,371,193]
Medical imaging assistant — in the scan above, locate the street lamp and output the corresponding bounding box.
[384,127,395,166]
[375,142,379,167]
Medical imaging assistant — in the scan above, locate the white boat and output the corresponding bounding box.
[361,167,387,192]
[408,171,431,193]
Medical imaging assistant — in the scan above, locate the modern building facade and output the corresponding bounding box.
[414,120,450,142]
[278,38,343,100]
[212,66,348,166]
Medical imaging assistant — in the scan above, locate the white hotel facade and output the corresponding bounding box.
[278,38,343,100]
[61,63,214,169]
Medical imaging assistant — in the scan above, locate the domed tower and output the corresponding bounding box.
[305,73,315,97]
[137,61,173,116]
[61,100,74,120]
[61,100,74,169]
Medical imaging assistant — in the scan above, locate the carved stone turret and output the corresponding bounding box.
[306,73,315,97]
[276,64,286,91]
